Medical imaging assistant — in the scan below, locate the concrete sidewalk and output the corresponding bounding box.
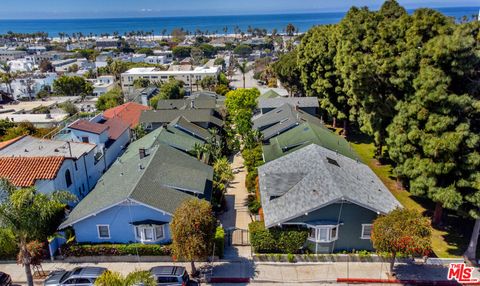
[2,260,477,285]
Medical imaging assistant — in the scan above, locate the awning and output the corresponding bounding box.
[304,220,343,227]
[129,219,168,226]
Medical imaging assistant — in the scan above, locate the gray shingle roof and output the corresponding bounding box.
[258,144,401,228]
[169,116,212,141]
[252,103,323,140]
[60,132,213,228]
[258,97,319,109]
[140,109,224,127]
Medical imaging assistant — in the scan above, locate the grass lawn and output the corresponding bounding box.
[333,128,472,258]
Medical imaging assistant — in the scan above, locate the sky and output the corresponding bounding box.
[0,0,478,19]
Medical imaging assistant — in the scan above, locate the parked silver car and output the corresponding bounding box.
[44,267,107,286]
[149,266,189,286]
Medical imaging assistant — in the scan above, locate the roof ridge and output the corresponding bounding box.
[126,144,160,198]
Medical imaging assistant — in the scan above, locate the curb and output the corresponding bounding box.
[337,278,480,285]
[209,277,250,283]
[252,279,338,284]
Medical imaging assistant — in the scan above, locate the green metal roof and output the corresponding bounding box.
[258,89,281,100]
[262,121,359,163]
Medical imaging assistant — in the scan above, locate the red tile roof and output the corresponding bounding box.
[103,102,151,128]
[0,135,25,150]
[104,117,129,140]
[69,120,108,134]
[0,156,65,187]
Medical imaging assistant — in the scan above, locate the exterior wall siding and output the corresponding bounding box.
[288,201,379,253]
[105,130,130,168]
[73,202,172,244]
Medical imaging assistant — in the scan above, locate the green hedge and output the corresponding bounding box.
[214,226,225,258]
[61,243,171,257]
[249,221,308,254]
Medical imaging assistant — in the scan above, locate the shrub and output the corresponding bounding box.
[249,221,308,254]
[61,243,171,257]
[287,253,295,263]
[249,222,277,253]
[278,231,309,254]
[245,170,258,192]
[214,226,225,258]
[0,228,17,259]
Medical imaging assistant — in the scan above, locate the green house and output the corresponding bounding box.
[262,121,359,162]
[258,144,401,253]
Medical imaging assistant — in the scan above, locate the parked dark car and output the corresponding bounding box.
[149,266,189,286]
[0,272,12,286]
[44,267,107,286]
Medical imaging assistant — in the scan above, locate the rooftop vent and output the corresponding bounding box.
[139,148,147,159]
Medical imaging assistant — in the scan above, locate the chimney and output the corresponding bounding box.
[139,148,146,159]
[190,100,195,109]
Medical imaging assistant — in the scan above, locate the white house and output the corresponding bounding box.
[121,66,221,92]
[1,73,57,100]
[0,135,105,201]
[7,58,35,72]
[90,75,116,96]
[63,114,130,168]
[145,55,167,65]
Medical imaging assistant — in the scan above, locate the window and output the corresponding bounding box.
[308,225,339,243]
[75,278,92,285]
[97,225,110,239]
[81,136,89,143]
[157,277,179,283]
[135,225,165,242]
[361,224,372,239]
[65,169,72,187]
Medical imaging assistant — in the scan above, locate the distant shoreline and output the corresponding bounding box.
[0,6,477,37]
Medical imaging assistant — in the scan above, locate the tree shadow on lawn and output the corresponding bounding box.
[345,130,475,258]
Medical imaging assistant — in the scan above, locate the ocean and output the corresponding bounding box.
[0,6,477,37]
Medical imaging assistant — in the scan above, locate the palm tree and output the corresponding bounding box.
[0,182,75,286]
[0,63,15,95]
[94,270,155,286]
[193,143,205,161]
[285,23,296,36]
[237,61,248,89]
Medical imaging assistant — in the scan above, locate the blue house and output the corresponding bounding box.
[59,131,213,244]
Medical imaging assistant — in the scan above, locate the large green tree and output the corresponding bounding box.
[170,198,216,275]
[225,88,259,115]
[334,2,407,153]
[386,24,480,230]
[273,49,303,96]
[95,87,124,111]
[298,24,348,130]
[53,75,93,100]
[0,184,74,286]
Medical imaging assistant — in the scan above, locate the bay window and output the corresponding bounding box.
[135,224,164,242]
[308,225,339,243]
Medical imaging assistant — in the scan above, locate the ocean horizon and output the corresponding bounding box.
[0,6,477,37]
